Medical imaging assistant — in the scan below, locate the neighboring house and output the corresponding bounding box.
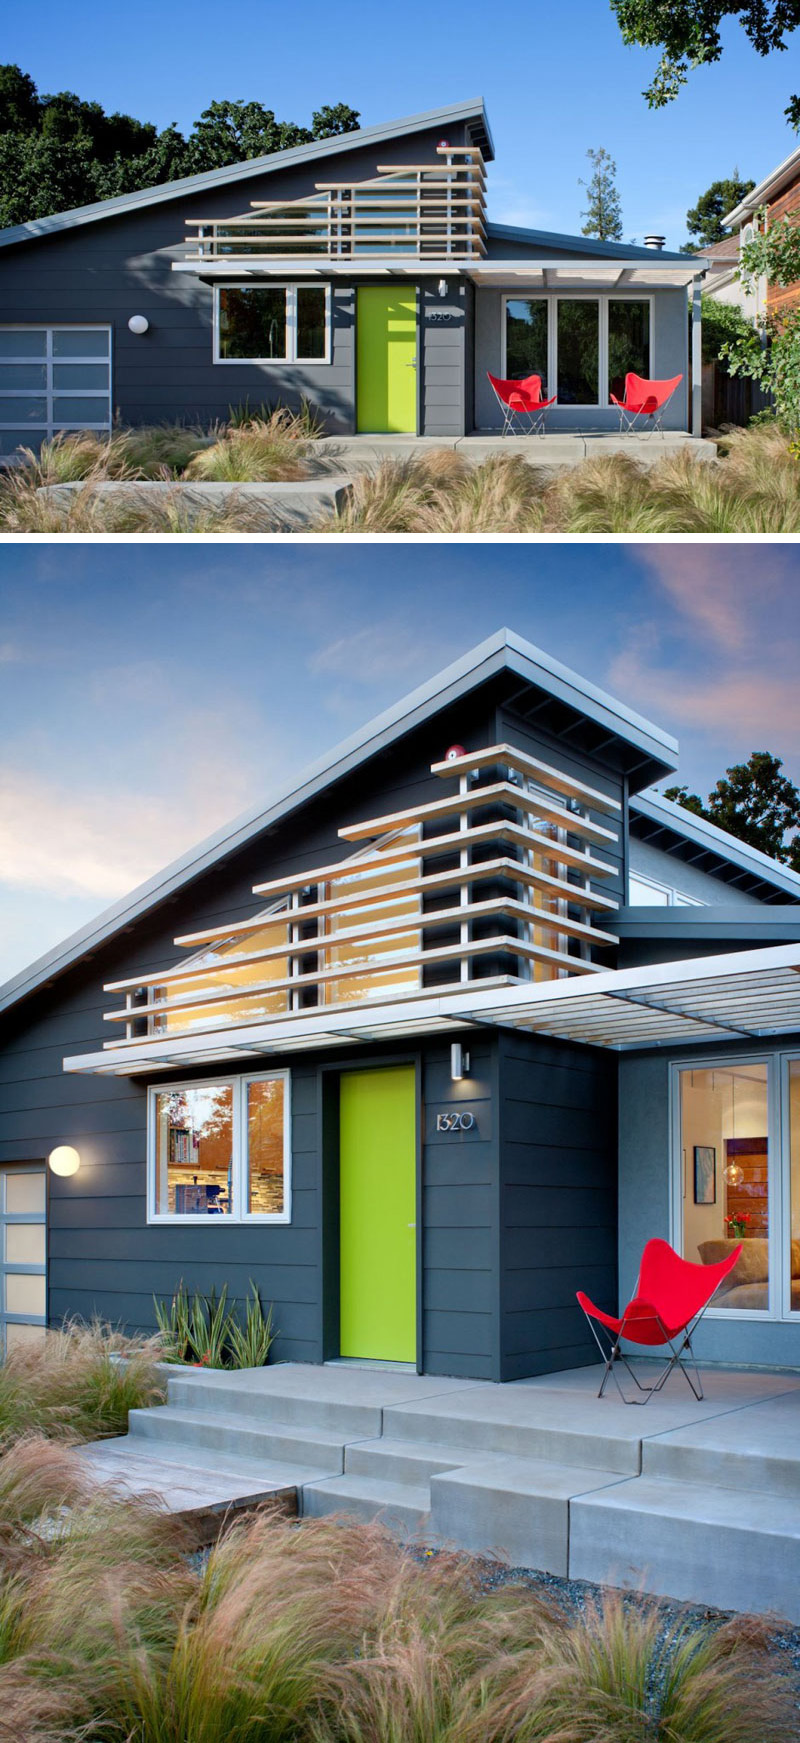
[723,143,800,322]
[0,98,707,455]
[2,628,800,1380]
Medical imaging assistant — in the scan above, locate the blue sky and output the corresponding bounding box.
[5,1,800,248]
[0,542,798,984]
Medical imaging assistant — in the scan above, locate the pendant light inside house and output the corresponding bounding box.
[723,1074,743,1186]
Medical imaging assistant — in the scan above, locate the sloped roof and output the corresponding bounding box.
[0,628,676,1019]
[486,222,698,265]
[630,791,800,903]
[0,97,493,252]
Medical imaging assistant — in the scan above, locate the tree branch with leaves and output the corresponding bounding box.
[610,1,800,127]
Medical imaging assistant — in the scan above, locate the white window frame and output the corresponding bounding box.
[213,284,331,365]
[0,326,113,452]
[0,1164,47,1350]
[147,1071,291,1226]
[669,1051,794,1321]
[500,293,654,408]
[628,868,704,907]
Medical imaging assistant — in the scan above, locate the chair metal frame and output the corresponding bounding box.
[487,373,557,437]
[582,1302,707,1406]
[610,372,683,439]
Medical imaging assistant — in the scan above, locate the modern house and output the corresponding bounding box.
[0,98,709,456]
[1,629,799,1382]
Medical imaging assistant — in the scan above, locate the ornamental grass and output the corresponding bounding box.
[0,1318,164,1447]
[0,1445,793,1743]
[182,407,315,482]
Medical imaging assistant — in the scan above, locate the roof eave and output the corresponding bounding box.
[631,791,800,900]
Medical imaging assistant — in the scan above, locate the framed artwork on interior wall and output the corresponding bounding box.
[693,1145,716,1205]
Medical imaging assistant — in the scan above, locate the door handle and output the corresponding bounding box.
[406,358,417,368]
[408,1222,416,1229]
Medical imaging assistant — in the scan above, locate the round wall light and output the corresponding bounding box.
[48,1145,80,1178]
[127,315,150,336]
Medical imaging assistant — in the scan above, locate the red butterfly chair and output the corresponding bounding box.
[577,1238,742,1405]
[487,372,557,437]
[610,371,683,437]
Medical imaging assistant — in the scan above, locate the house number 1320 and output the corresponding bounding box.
[436,1112,476,1132]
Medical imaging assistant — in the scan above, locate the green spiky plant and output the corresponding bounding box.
[153,1280,276,1368]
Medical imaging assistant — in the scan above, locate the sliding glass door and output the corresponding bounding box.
[502,296,652,407]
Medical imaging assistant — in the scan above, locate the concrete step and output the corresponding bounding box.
[643,1388,800,1499]
[165,1372,385,1438]
[344,1436,482,1485]
[429,1456,626,1576]
[570,1473,800,1623]
[128,1404,348,1472]
[301,1472,431,1533]
[382,1394,643,1475]
[76,1436,326,1517]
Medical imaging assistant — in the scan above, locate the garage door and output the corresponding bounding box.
[0,326,112,457]
[0,1166,47,1353]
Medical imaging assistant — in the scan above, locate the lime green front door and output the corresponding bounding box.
[356,289,417,433]
[339,1066,416,1362]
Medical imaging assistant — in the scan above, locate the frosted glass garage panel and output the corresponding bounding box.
[6,1273,46,1316]
[0,365,47,391]
[53,329,111,357]
[0,331,46,357]
[5,1224,45,1265]
[5,1172,45,1214]
[5,1322,46,1351]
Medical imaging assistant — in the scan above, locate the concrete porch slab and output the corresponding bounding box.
[643,1387,800,1497]
[312,433,718,472]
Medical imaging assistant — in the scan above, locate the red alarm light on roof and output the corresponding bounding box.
[445,744,466,761]
[438,139,451,149]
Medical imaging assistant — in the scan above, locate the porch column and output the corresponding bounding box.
[691,275,703,436]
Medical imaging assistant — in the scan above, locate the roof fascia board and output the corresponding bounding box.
[0,99,490,252]
[615,906,800,939]
[632,791,800,899]
[724,145,800,226]
[0,629,676,1017]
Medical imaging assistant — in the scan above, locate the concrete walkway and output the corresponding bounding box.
[310,432,718,472]
[77,1361,800,1620]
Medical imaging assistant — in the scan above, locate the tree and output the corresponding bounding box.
[610,1,800,128]
[0,65,360,227]
[718,215,800,432]
[686,172,755,247]
[664,752,800,869]
[579,147,623,242]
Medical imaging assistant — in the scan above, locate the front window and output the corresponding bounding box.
[557,301,599,405]
[501,297,652,408]
[679,1063,770,1311]
[149,1074,289,1222]
[505,299,548,391]
[216,285,329,362]
[608,298,650,401]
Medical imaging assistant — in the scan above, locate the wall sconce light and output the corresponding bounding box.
[451,1043,470,1081]
[48,1146,81,1178]
[127,315,150,335]
[437,278,448,299]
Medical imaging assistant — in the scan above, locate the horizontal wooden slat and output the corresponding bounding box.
[171,856,618,953]
[104,935,601,1029]
[253,820,617,896]
[430,743,621,814]
[339,780,618,848]
[105,896,618,996]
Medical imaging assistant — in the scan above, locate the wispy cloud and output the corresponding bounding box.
[634,548,792,652]
[308,622,436,687]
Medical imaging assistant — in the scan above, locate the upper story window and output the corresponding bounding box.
[215,285,330,364]
[628,869,704,907]
[148,1072,290,1223]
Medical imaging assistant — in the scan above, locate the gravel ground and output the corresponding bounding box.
[411,1546,800,1684]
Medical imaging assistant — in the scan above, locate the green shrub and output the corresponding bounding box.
[154,1280,276,1368]
[698,294,758,368]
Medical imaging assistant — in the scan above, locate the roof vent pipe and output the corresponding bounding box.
[644,234,666,250]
